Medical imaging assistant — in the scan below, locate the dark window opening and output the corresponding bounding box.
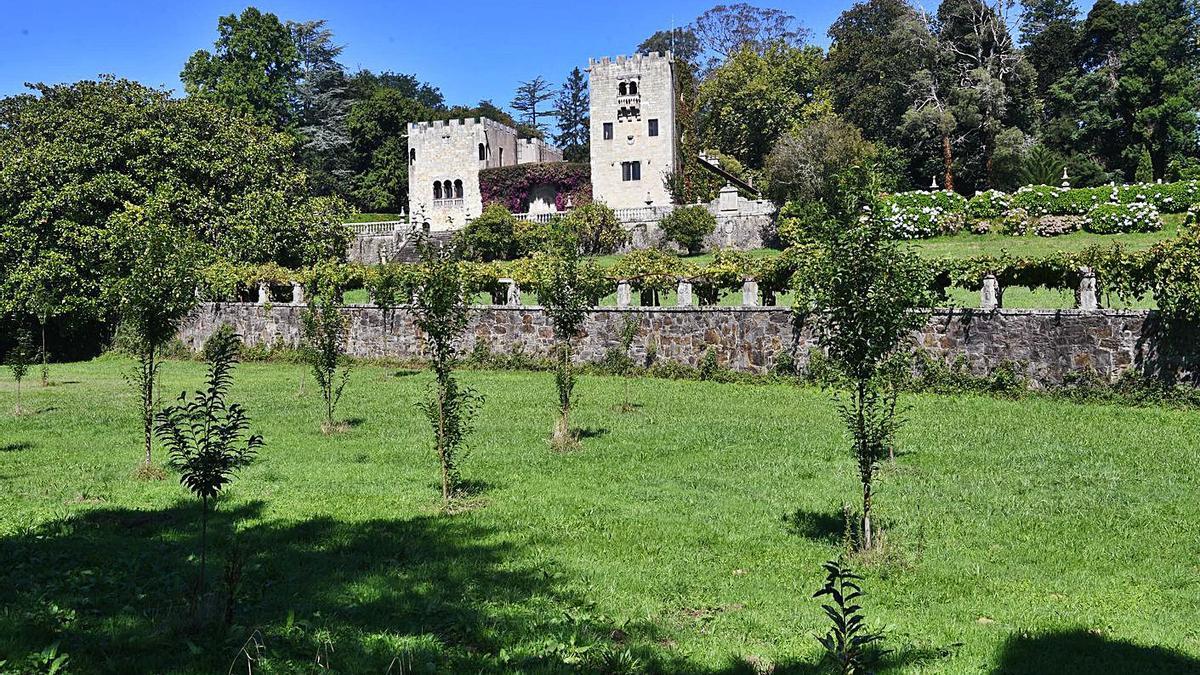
[619,82,628,96]
[454,179,463,198]
[622,161,641,181]
[629,81,638,95]
[478,143,485,160]
[648,119,658,136]
[410,148,417,163]
[433,181,443,199]
[603,122,613,140]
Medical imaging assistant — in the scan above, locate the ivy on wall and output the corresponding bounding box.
[478,163,592,213]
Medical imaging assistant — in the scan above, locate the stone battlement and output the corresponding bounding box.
[588,51,674,69]
[408,116,516,135]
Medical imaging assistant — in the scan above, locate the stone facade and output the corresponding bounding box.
[621,192,777,251]
[588,52,678,210]
[178,303,1197,388]
[407,117,563,231]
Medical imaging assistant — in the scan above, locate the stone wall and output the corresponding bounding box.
[178,303,1197,387]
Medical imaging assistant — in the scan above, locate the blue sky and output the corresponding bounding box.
[2,1,874,108]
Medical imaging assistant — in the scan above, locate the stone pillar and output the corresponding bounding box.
[1077,267,1099,310]
[980,274,1000,310]
[257,282,269,305]
[718,184,739,211]
[741,278,759,307]
[291,283,305,306]
[677,278,693,307]
[617,280,632,309]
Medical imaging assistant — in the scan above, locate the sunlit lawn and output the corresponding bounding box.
[1,358,1198,673]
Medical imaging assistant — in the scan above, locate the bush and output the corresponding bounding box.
[659,205,716,254]
[458,204,520,261]
[776,200,829,247]
[1084,202,1163,234]
[1114,181,1200,212]
[966,190,1011,221]
[1034,216,1084,237]
[878,190,967,239]
[562,203,627,255]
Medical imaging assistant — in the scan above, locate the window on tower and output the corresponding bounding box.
[603,122,613,140]
[621,161,641,181]
[648,119,658,136]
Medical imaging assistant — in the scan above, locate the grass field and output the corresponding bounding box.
[1,358,1198,673]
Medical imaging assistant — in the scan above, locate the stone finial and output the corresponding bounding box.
[617,280,632,309]
[291,283,305,306]
[930,176,939,190]
[1061,167,1071,188]
[677,278,693,306]
[1077,267,1099,310]
[741,278,759,307]
[980,274,1000,310]
[257,282,270,305]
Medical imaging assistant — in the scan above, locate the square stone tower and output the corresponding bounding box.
[587,52,678,210]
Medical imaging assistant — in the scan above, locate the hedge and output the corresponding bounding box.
[1083,202,1163,234]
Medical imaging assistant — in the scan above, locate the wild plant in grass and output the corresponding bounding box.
[814,560,888,674]
[300,293,351,433]
[535,227,590,450]
[793,167,932,551]
[30,287,56,387]
[411,236,482,504]
[6,328,35,415]
[614,315,639,411]
[156,325,261,601]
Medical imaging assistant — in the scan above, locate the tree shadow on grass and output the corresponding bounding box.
[0,500,692,673]
[0,441,34,452]
[781,508,845,543]
[991,629,1200,675]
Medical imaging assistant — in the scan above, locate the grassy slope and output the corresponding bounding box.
[1,359,1198,673]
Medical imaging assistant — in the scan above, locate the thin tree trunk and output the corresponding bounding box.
[40,323,48,387]
[862,476,873,552]
[200,495,209,600]
[143,347,155,465]
[14,379,21,415]
[438,380,450,503]
[942,134,955,192]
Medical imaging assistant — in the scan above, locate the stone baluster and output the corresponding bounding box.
[291,283,305,306]
[741,277,759,307]
[980,274,1000,310]
[1077,267,1099,310]
[677,278,693,307]
[257,282,269,305]
[617,280,632,309]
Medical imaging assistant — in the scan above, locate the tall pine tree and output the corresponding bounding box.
[553,68,589,162]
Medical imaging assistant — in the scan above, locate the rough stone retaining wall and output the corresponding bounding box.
[178,303,1196,387]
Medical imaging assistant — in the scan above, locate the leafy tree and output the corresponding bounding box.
[410,238,481,504]
[536,229,592,451]
[109,196,205,467]
[181,7,300,130]
[698,41,828,169]
[562,203,628,255]
[300,294,351,433]
[6,328,34,415]
[347,88,434,212]
[510,76,556,134]
[693,3,811,71]
[553,68,590,162]
[347,70,445,110]
[1117,0,1200,179]
[1018,0,1080,97]
[0,78,348,331]
[765,115,876,204]
[458,204,521,261]
[156,325,261,599]
[290,19,353,197]
[825,0,925,147]
[659,205,716,255]
[1019,144,1066,186]
[793,169,932,551]
[637,27,703,65]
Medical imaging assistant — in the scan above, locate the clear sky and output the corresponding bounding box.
[2,1,869,109]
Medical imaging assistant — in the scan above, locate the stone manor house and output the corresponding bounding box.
[350,51,775,261]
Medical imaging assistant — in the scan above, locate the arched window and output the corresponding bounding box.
[454,179,463,198]
[410,148,416,164]
[433,181,443,200]
[629,81,638,95]
[619,82,627,96]
[442,180,453,199]
[478,143,486,161]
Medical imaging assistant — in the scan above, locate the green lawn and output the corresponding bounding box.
[1,359,1198,673]
[911,213,1185,260]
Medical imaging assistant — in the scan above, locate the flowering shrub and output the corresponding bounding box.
[478,163,592,213]
[1034,216,1084,237]
[1114,180,1200,212]
[1084,202,1163,234]
[879,190,968,239]
[967,190,1011,221]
